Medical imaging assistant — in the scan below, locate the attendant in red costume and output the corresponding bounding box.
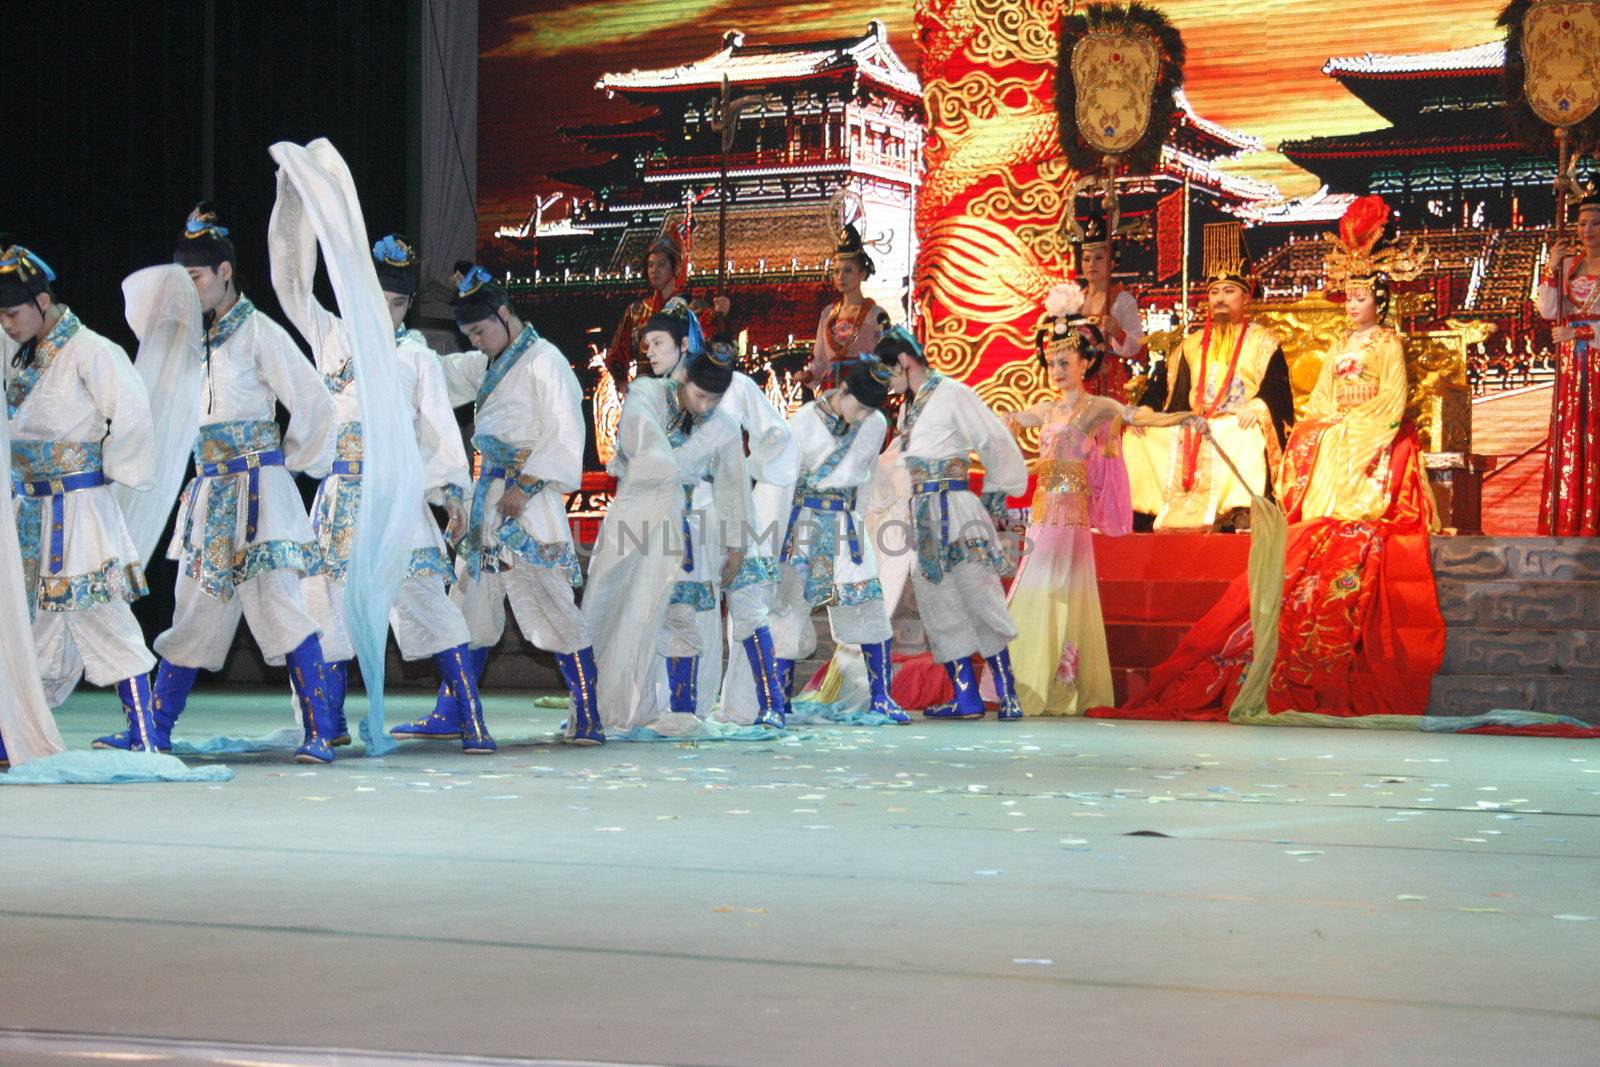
[808,223,885,390]
[1073,210,1143,403]
[606,234,728,392]
[1536,186,1600,537]
[1094,196,1444,724]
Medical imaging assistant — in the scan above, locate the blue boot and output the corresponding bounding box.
[326,661,351,746]
[285,635,337,764]
[742,626,786,729]
[93,673,161,752]
[666,655,698,715]
[863,640,911,724]
[0,732,7,768]
[557,646,605,745]
[923,658,985,719]
[392,646,487,739]
[774,657,796,718]
[436,645,496,753]
[986,648,1024,720]
[147,660,199,751]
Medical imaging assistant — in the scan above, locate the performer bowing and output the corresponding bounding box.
[874,327,1029,720]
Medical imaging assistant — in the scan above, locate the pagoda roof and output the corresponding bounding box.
[1318,40,1504,125]
[1231,186,1357,226]
[1281,125,1521,163]
[562,116,668,144]
[1324,40,1504,79]
[596,22,920,103]
[1172,90,1262,161]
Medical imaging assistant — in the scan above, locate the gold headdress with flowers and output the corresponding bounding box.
[1321,195,1427,294]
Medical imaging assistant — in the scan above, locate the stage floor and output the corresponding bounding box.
[3,689,1599,1066]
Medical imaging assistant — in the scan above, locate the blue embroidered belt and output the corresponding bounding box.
[906,455,981,583]
[783,487,862,566]
[465,434,538,580]
[332,459,364,477]
[178,420,288,598]
[912,477,968,551]
[194,449,285,543]
[14,467,106,576]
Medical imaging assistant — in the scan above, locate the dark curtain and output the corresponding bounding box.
[1,0,420,642]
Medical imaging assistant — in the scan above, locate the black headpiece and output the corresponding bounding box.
[373,233,419,297]
[644,295,706,358]
[835,223,876,278]
[873,324,925,369]
[843,359,890,411]
[450,260,509,325]
[686,340,736,395]
[1073,211,1111,251]
[0,241,55,308]
[173,201,237,271]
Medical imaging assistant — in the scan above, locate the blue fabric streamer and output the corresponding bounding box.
[1420,710,1600,733]
[272,140,420,758]
[170,727,302,755]
[611,723,791,743]
[0,750,233,784]
[787,699,899,727]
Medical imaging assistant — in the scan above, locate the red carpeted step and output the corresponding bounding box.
[1092,532,1253,581]
[1111,667,1152,706]
[1098,579,1236,622]
[1105,620,1194,667]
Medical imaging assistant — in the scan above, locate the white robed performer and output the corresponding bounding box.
[2,243,150,759]
[766,359,908,723]
[585,344,753,736]
[142,203,341,764]
[631,300,796,728]
[270,179,484,752]
[874,326,1029,720]
[410,262,603,745]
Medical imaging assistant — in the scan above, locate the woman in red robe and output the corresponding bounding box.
[1535,188,1600,536]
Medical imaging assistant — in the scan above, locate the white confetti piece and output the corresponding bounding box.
[595,826,624,832]
[1397,894,1427,901]
[1554,915,1597,922]
[1013,958,1053,966]
[1284,850,1323,856]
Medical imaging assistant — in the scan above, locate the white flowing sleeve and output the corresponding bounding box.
[836,411,888,490]
[409,345,470,504]
[80,335,155,492]
[0,414,66,764]
[728,372,799,487]
[437,349,488,407]
[1109,290,1144,359]
[708,417,752,553]
[268,168,344,374]
[956,386,1027,497]
[1537,281,1562,321]
[516,344,585,494]
[257,322,336,478]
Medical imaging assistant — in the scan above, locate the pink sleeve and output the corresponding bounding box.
[1087,422,1133,536]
